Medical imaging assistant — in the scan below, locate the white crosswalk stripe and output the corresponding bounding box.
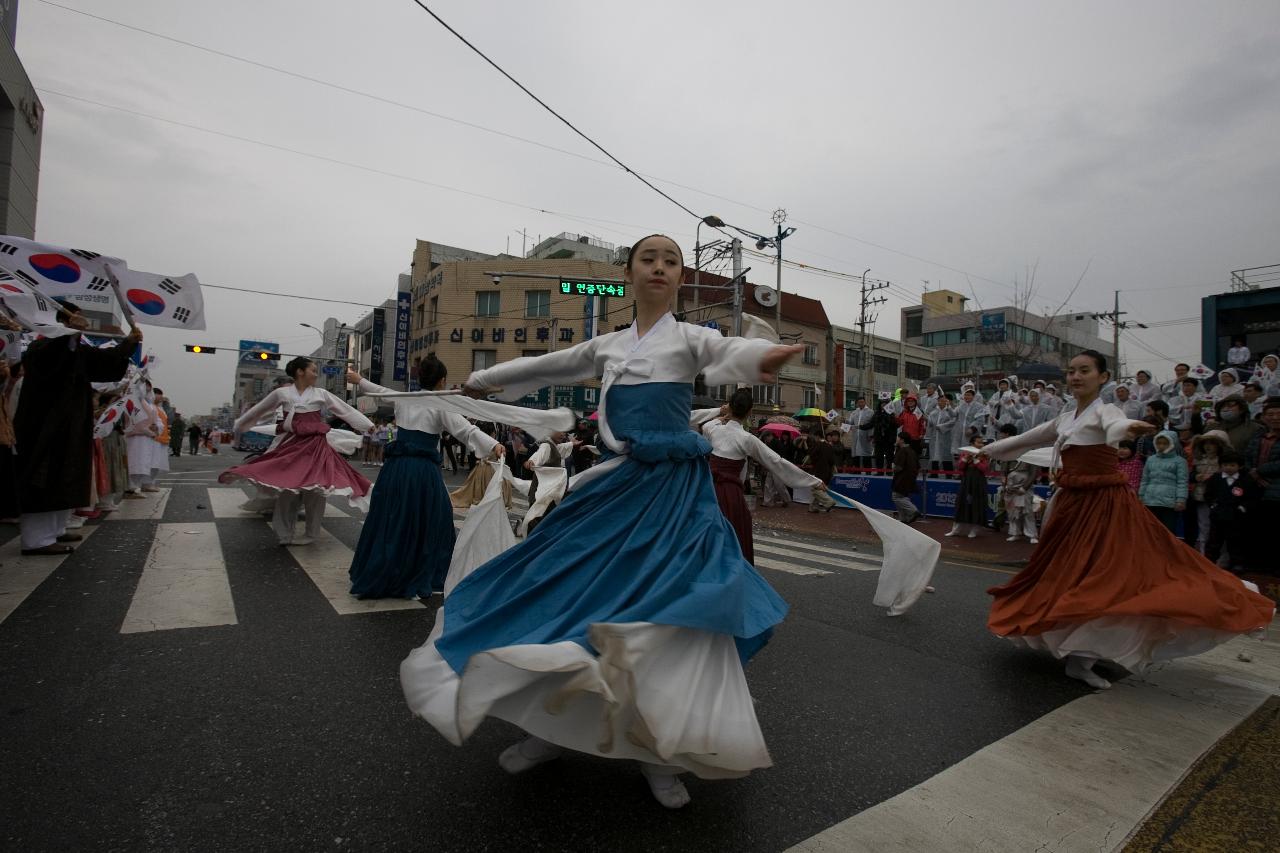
[206,487,350,518]
[272,523,424,615]
[0,527,99,626]
[120,522,236,633]
[104,488,172,521]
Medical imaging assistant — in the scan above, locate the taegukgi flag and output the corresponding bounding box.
[0,329,20,363]
[0,264,78,336]
[0,235,206,330]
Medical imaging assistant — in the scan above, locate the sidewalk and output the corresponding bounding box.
[751,501,1039,565]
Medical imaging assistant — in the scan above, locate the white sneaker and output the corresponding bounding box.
[65,515,86,529]
[1029,538,1039,544]
[945,528,960,537]
[288,536,315,546]
[967,531,977,538]
[1006,535,1019,542]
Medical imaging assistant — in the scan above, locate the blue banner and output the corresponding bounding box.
[393,291,410,382]
[238,339,279,365]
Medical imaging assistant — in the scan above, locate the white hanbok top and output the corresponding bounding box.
[235,384,372,435]
[528,440,573,468]
[357,378,496,458]
[467,312,772,455]
[692,414,821,490]
[983,398,1147,464]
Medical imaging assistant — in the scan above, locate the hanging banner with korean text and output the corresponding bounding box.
[393,291,410,382]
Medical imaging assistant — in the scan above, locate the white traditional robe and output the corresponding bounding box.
[234,385,373,435]
[845,405,874,457]
[926,405,957,463]
[692,414,821,490]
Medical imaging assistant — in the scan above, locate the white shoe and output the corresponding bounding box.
[944,528,960,537]
[498,736,563,774]
[288,536,315,546]
[1029,538,1039,544]
[967,531,977,538]
[1006,535,1019,542]
[640,763,691,809]
[65,515,87,529]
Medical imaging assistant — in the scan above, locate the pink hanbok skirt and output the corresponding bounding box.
[219,411,371,510]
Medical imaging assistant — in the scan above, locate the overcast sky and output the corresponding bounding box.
[19,0,1280,416]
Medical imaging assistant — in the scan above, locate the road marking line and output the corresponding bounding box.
[753,556,833,576]
[756,532,863,561]
[271,523,423,615]
[104,488,172,521]
[0,527,98,625]
[754,542,880,570]
[207,487,349,518]
[120,522,235,633]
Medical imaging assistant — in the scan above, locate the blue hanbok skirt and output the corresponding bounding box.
[401,383,788,778]
[349,429,454,599]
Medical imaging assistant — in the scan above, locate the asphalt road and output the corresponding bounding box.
[0,450,1093,852]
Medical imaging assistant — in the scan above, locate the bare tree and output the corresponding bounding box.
[965,259,1092,367]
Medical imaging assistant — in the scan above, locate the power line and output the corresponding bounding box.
[404,0,703,222]
[35,0,1042,300]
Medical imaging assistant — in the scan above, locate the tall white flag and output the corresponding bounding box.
[0,236,205,330]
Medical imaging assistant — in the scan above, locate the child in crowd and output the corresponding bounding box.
[1139,430,1188,532]
[947,436,990,539]
[1187,430,1228,553]
[1116,440,1143,492]
[999,429,1040,543]
[1204,451,1256,572]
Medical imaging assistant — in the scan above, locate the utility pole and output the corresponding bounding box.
[770,209,796,411]
[730,238,743,338]
[858,270,887,399]
[1090,290,1146,378]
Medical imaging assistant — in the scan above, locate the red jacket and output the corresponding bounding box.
[896,409,926,441]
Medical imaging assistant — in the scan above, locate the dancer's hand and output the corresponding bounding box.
[461,381,490,399]
[492,444,505,457]
[345,368,361,384]
[759,345,803,382]
[1127,422,1157,438]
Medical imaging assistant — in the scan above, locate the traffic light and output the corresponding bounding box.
[185,345,217,354]
[254,351,280,361]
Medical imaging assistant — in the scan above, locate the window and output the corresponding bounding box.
[521,349,546,358]
[803,342,819,365]
[904,312,923,339]
[751,384,776,406]
[922,328,969,347]
[472,349,497,371]
[429,296,438,324]
[525,290,550,318]
[905,361,932,381]
[414,302,425,330]
[873,355,898,375]
[939,358,970,375]
[802,387,816,408]
[845,348,865,369]
[475,291,501,317]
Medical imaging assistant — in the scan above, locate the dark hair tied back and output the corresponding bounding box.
[729,387,754,418]
[1077,349,1109,376]
[285,356,312,379]
[417,353,448,390]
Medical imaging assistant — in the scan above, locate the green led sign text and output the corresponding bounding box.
[560,281,626,298]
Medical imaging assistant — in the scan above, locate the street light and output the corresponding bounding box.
[693,215,726,312]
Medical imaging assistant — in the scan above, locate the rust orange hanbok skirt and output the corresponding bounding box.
[988,445,1273,670]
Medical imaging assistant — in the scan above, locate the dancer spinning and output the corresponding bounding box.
[692,388,824,563]
[399,235,800,809]
[346,356,502,600]
[980,351,1274,689]
[220,356,372,545]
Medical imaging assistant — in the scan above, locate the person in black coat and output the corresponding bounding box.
[15,307,139,554]
[1204,451,1257,572]
[871,401,898,472]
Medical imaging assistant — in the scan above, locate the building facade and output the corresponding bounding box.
[0,0,40,239]
[1202,274,1280,369]
[231,339,284,417]
[525,232,619,264]
[677,269,831,414]
[830,326,936,406]
[349,297,406,393]
[406,238,635,411]
[902,289,1110,388]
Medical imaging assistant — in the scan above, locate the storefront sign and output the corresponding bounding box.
[393,291,410,381]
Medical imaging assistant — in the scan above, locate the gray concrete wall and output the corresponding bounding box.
[0,33,39,238]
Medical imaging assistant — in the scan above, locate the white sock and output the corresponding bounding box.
[640,763,691,809]
[1064,655,1111,689]
[498,736,563,774]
